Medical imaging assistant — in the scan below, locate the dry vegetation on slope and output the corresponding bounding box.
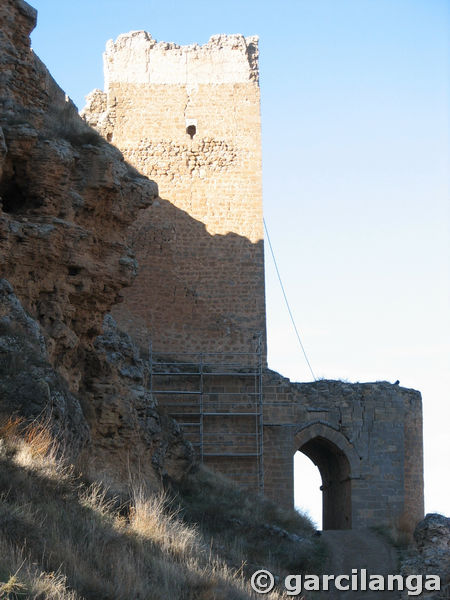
[0,422,325,600]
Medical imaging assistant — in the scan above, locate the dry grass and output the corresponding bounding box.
[0,536,80,600]
[0,416,53,458]
[0,424,324,599]
[171,466,326,575]
[0,416,24,442]
[22,423,53,459]
[129,488,201,560]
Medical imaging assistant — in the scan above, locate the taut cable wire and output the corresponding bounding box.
[263,218,316,381]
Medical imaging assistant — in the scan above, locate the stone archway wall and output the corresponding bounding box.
[294,422,361,478]
[127,363,423,533]
[262,373,424,532]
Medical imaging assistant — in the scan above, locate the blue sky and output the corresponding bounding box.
[30,0,449,525]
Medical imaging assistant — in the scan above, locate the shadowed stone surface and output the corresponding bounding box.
[401,514,450,599]
[0,0,193,488]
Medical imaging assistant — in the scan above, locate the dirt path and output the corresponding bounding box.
[318,529,401,599]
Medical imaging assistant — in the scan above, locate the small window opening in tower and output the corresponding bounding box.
[185,118,197,139]
[186,124,196,139]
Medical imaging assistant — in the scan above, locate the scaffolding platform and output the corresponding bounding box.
[149,338,264,493]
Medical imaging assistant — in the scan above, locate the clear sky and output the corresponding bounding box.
[29,0,449,526]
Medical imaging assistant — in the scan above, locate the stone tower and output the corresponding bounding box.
[83,32,424,535]
[83,31,266,358]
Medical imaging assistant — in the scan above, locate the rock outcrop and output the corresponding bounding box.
[0,0,193,486]
[0,279,89,457]
[0,0,157,389]
[82,314,194,487]
[401,514,450,599]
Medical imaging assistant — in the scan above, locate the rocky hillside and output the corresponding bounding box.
[0,425,323,600]
[0,0,192,488]
[401,514,450,599]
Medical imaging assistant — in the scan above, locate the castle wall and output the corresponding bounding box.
[403,393,425,529]
[154,364,424,532]
[83,32,265,358]
[262,375,424,532]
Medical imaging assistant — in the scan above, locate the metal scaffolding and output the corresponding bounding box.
[149,336,264,493]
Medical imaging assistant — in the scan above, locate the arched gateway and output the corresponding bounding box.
[262,376,424,533]
[294,423,361,530]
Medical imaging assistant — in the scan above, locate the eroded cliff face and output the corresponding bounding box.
[0,0,193,486]
[0,0,158,388]
[0,279,90,456]
[401,514,450,599]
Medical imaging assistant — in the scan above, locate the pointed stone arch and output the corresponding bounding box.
[294,422,361,530]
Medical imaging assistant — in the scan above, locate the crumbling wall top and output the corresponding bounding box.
[103,31,259,87]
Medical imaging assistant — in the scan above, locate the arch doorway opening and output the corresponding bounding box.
[294,451,322,529]
[296,436,352,530]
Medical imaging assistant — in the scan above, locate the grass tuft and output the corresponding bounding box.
[0,417,24,442]
[0,574,28,599]
[129,488,201,560]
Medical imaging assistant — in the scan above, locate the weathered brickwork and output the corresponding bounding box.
[83,32,266,358]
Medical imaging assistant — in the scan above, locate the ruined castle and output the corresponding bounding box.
[83,32,265,358]
[82,32,424,532]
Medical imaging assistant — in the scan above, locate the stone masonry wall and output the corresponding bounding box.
[154,367,424,532]
[262,374,424,531]
[82,32,266,359]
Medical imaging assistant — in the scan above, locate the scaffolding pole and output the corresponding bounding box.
[149,339,264,494]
